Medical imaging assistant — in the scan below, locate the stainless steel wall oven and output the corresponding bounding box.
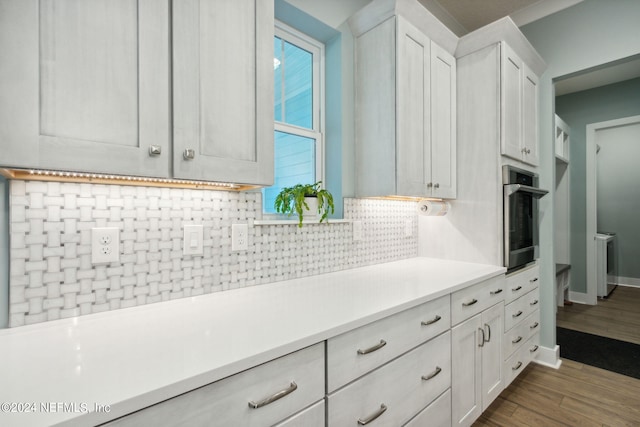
[503,166,548,273]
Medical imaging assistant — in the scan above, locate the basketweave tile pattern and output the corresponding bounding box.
[8,180,418,327]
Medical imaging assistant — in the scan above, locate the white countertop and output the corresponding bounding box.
[0,257,504,426]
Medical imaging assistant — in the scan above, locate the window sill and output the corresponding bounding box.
[254,219,351,226]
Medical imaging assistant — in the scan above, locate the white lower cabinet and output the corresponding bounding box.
[105,343,324,427]
[405,389,452,427]
[451,302,504,427]
[328,331,451,427]
[274,401,325,427]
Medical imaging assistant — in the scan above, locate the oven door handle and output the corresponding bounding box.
[504,184,549,198]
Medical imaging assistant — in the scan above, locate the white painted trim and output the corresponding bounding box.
[586,115,640,306]
[567,290,591,305]
[616,278,640,288]
[510,0,584,28]
[533,345,562,369]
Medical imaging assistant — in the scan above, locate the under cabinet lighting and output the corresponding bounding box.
[0,168,257,191]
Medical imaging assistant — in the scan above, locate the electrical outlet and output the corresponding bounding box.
[183,224,204,256]
[352,220,364,241]
[91,227,120,264]
[404,219,414,237]
[232,224,248,251]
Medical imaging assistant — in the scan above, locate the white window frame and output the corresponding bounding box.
[264,21,325,216]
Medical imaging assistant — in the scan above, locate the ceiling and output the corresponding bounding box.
[417,0,640,95]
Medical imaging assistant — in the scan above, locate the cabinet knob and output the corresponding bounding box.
[434,183,440,189]
[526,148,531,154]
[183,149,196,160]
[148,145,162,156]
[427,182,433,188]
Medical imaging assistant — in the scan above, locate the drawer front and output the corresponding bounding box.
[327,295,450,392]
[451,275,505,325]
[505,265,539,304]
[404,389,451,427]
[274,400,324,427]
[504,333,540,386]
[504,287,539,331]
[107,343,324,427]
[503,309,539,360]
[328,331,451,427]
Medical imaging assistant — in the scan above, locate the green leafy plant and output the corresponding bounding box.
[274,181,335,227]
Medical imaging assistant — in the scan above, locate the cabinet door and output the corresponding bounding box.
[0,0,170,177]
[522,65,539,165]
[430,41,456,199]
[500,43,523,162]
[173,0,274,185]
[396,17,431,197]
[452,314,482,427]
[481,302,504,411]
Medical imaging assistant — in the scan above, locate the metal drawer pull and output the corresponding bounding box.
[512,286,523,292]
[422,366,442,381]
[530,299,539,306]
[490,289,503,295]
[530,345,539,353]
[530,322,539,329]
[530,277,539,283]
[462,298,478,307]
[484,324,491,343]
[357,340,387,355]
[248,382,297,409]
[358,404,388,425]
[478,328,486,347]
[512,336,523,344]
[512,310,523,318]
[421,315,442,326]
[512,361,523,371]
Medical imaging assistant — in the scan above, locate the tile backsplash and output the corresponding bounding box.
[8,180,418,327]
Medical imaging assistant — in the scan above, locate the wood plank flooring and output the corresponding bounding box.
[556,285,640,345]
[474,360,640,426]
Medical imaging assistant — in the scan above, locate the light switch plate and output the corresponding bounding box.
[404,219,414,237]
[183,225,204,256]
[91,227,120,264]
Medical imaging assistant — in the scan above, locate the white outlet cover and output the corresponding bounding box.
[231,224,248,251]
[183,225,204,256]
[91,227,120,264]
[352,221,364,241]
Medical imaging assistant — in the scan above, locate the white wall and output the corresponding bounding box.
[520,0,640,349]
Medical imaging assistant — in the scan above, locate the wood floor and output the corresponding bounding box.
[556,285,640,345]
[474,360,640,426]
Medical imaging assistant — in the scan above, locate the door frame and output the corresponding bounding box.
[585,115,640,304]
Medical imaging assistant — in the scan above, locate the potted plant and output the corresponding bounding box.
[274,181,335,227]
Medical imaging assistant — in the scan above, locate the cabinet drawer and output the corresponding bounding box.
[328,331,451,427]
[327,295,450,392]
[504,333,540,386]
[274,400,324,427]
[505,265,539,304]
[404,389,451,427]
[503,309,539,360]
[504,287,539,331]
[107,343,324,427]
[451,275,505,325]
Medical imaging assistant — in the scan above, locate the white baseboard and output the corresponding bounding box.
[616,276,640,288]
[533,345,562,369]
[567,291,590,305]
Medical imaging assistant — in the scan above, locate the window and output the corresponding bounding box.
[263,21,324,214]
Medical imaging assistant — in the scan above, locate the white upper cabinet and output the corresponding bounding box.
[173,0,274,186]
[349,0,458,199]
[501,43,539,166]
[0,0,171,177]
[0,0,274,186]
